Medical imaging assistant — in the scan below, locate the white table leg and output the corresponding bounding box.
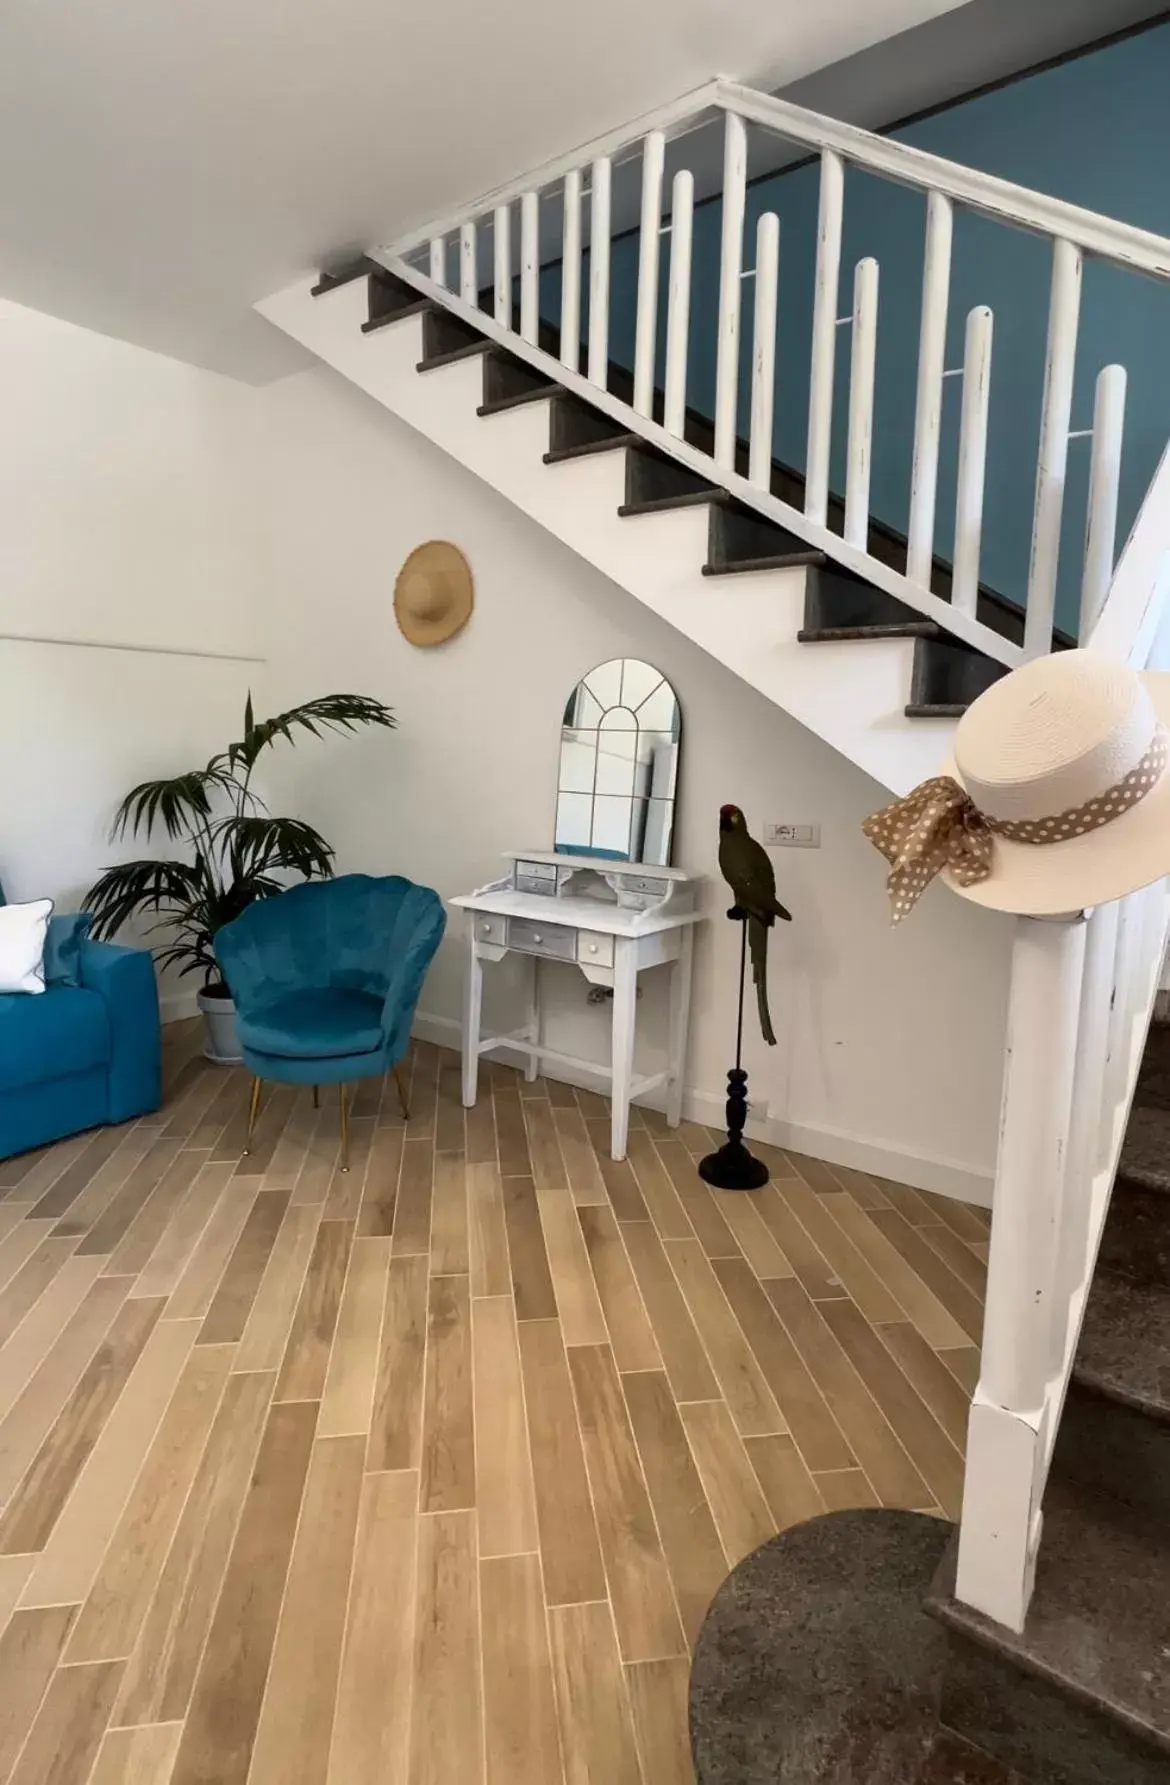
[525,953,541,1083]
[666,924,694,1128]
[610,939,637,1161]
[462,932,484,1108]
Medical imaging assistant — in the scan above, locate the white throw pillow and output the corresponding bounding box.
[0,899,54,995]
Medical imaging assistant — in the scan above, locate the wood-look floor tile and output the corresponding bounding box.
[575,1087,609,1121]
[549,1599,643,1785]
[553,1107,607,1205]
[502,1174,558,1320]
[291,1109,344,1207]
[262,1095,317,1192]
[744,1432,826,1530]
[468,1161,510,1297]
[0,1217,58,1281]
[234,1084,296,1179]
[620,1222,718,1404]
[233,1203,320,1373]
[406,1042,439,1138]
[494,1078,532,1177]
[663,1239,785,1438]
[275,1219,353,1403]
[3,1133,90,1205]
[248,1433,364,1785]
[783,1150,845,1196]
[710,1189,791,1279]
[164,1182,259,1321]
[540,1192,608,1346]
[772,1182,905,1322]
[21,1315,200,1610]
[367,1254,427,1472]
[765,1278,929,1507]
[409,1508,484,1785]
[919,1189,991,1242]
[75,1138,183,1258]
[0,1295,165,1556]
[465,1094,497,1167]
[710,1258,852,1472]
[568,1344,685,1662]
[816,1468,880,1511]
[0,1231,76,1350]
[89,1722,183,1785]
[577,1206,661,1372]
[585,1125,650,1220]
[8,1655,123,1785]
[473,1296,537,1557]
[626,1133,693,1241]
[875,1322,973,1450]
[525,1100,567,1191]
[753,1185,846,1301]
[518,1319,605,1607]
[116,1369,275,1725]
[430,1152,469,1275]
[48,1132,156,1242]
[320,1119,374,1222]
[829,1165,891,1212]
[938,1344,981,1396]
[622,1369,728,1646]
[319,1236,390,1438]
[130,1162,234,1301]
[351,1072,385,1121]
[625,1656,694,1785]
[391,1137,433,1256]
[872,1179,937,1224]
[25,1125,128,1221]
[0,1255,105,1427]
[821,1196,970,1350]
[196,1188,289,1345]
[918,1219,988,1298]
[189,1073,246,1152]
[0,1553,34,1635]
[420,1271,475,1512]
[481,1553,565,1785]
[866,1208,984,1344]
[679,1400,776,1568]
[328,1468,417,1784]
[547,1076,577,1109]
[821,1297,965,1516]
[0,1144,49,1193]
[63,1343,232,1662]
[0,1604,77,1779]
[654,1141,742,1258]
[170,1399,316,1785]
[358,1125,402,1236]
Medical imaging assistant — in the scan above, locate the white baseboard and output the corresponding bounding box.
[411,1010,993,1210]
[160,989,201,1024]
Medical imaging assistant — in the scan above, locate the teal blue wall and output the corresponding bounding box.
[541,24,1170,634]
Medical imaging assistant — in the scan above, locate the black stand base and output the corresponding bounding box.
[699,1064,770,1191]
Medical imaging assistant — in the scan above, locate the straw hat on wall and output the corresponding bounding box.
[864,650,1170,922]
[394,541,474,647]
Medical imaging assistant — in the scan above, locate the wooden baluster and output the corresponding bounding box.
[459,222,477,306]
[634,131,666,418]
[560,170,582,372]
[907,190,954,588]
[429,237,447,289]
[843,257,879,548]
[520,192,539,345]
[1080,364,1127,640]
[748,213,780,490]
[952,305,994,618]
[663,170,694,440]
[805,148,844,527]
[1026,237,1083,656]
[588,156,612,385]
[714,111,747,470]
[493,205,512,328]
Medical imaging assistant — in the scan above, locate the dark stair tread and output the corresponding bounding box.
[1118,1103,1170,1196]
[1073,1269,1170,1419]
[799,621,941,643]
[906,702,970,718]
[928,1475,1170,1758]
[703,550,826,575]
[477,384,555,417]
[311,257,378,295]
[416,335,494,373]
[544,433,638,465]
[362,297,431,333]
[618,488,723,517]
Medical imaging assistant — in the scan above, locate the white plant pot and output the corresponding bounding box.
[197,988,242,1065]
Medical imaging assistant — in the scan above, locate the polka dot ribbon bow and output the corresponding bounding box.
[863,777,992,924]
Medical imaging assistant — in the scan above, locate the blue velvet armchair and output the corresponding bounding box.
[214,873,446,1168]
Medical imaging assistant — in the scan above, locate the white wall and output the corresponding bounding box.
[0,297,267,1011]
[254,365,1012,1198]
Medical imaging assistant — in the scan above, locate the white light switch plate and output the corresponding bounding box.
[763,823,821,848]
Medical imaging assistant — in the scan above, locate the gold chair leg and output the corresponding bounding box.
[243,1076,263,1155]
[393,1061,411,1121]
[312,1085,320,1110]
[339,1083,350,1173]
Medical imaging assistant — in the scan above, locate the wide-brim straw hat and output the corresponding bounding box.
[394,541,473,647]
[865,650,1170,922]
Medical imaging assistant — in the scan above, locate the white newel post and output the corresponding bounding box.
[957,913,1086,1633]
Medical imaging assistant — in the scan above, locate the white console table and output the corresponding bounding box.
[451,856,703,1161]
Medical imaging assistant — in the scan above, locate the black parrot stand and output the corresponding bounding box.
[699,907,770,1191]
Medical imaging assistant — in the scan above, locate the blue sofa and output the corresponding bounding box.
[0,886,162,1161]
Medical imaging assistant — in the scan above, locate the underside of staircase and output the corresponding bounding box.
[258,260,1021,797]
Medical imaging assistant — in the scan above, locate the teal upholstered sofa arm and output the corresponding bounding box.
[79,938,163,1122]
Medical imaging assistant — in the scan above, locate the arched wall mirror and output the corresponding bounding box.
[554,658,681,866]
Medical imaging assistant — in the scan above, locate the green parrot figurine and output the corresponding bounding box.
[717,805,792,1046]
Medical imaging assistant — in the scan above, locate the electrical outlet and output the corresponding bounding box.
[763,822,820,848]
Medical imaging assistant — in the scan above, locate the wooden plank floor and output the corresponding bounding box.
[0,1022,988,1785]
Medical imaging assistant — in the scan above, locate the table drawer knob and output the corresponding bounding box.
[533,933,543,943]
[589,943,598,954]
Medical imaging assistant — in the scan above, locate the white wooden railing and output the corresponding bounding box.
[374,78,1170,665]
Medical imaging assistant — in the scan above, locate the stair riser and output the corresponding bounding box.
[910,639,1009,712]
[941,1632,1169,1785]
[1053,1380,1170,1519]
[1096,1180,1170,1287]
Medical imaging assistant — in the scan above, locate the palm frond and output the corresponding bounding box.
[110,768,236,844]
[222,693,395,774]
[84,859,207,940]
[214,814,336,883]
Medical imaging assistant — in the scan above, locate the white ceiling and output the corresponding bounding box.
[0,0,1160,381]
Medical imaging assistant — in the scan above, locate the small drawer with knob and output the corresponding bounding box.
[473,915,506,947]
[577,931,615,969]
[507,916,577,960]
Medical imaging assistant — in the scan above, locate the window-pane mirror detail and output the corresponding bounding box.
[555,659,681,864]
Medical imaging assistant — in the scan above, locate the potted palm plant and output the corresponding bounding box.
[86,691,395,1062]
